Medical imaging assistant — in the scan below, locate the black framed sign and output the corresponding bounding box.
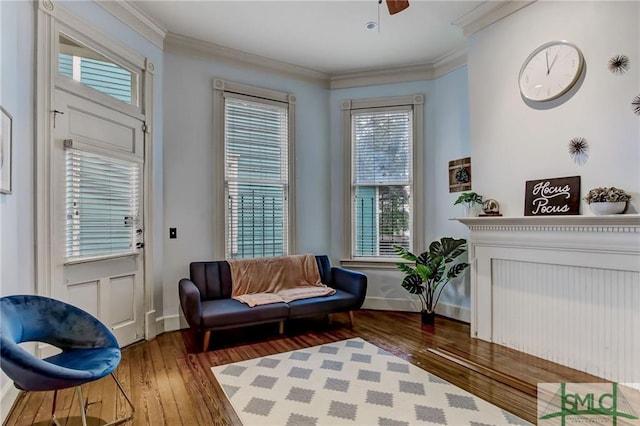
[524,176,581,216]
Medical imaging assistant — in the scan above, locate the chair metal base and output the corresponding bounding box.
[51,373,135,426]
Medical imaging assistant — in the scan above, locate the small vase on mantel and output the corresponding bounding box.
[589,201,626,215]
[454,192,483,217]
[463,204,479,217]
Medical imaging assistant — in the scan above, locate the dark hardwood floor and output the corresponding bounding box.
[4,310,605,425]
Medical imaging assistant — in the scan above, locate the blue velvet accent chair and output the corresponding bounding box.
[0,295,134,425]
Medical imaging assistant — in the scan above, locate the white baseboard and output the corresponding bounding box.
[362,297,418,312]
[362,297,470,323]
[155,314,182,334]
[145,309,157,340]
[0,381,20,424]
[164,314,181,332]
[435,302,470,323]
[151,301,469,335]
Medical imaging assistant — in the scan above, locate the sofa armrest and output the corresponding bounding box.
[331,267,367,306]
[179,278,202,329]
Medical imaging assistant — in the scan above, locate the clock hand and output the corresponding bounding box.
[549,47,561,72]
[546,49,550,74]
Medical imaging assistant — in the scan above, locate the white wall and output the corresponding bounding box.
[162,51,331,323]
[328,67,472,321]
[0,0,35,413]
[469,1,640,216]
[0,0,35,296]
[429,67,472,315]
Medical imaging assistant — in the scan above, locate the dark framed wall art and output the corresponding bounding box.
[0,106,12,194]
[449,157,471,193]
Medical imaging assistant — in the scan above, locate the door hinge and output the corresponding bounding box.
[142,123,148,133]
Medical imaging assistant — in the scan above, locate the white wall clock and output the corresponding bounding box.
[519,40,585,102]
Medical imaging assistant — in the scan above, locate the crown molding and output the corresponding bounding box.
[329,48,467,90]
[432,48,468,79]
[96,0,166,49]
[330,63,434,90]
[165,32,331,88]
[452,0,536,37]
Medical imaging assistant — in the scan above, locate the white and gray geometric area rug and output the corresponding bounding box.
[212,338,532,425]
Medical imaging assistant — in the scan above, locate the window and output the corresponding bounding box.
[344,95,424,260]
[58,33,138,106]
[214,80,295,259]
[65,147,141,259]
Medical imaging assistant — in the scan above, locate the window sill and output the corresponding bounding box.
[340,258,408,270]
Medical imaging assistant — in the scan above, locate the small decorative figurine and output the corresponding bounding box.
[480,199,501,216]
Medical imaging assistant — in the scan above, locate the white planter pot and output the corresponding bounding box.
[463,204,479,217]
[589,201,626,215]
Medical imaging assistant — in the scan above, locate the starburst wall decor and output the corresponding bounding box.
[608,54,630,75]
[633,94,640,116]
[569,137,589,165]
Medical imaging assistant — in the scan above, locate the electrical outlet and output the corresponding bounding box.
[169,227,177,239]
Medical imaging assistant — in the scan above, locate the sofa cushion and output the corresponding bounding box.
[190,261,233,300]
[287,289,358,318]
[201,299,289,329]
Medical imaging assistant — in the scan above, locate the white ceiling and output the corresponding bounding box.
[133,1,485,74]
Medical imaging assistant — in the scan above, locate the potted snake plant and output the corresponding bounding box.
[394,237,469,325]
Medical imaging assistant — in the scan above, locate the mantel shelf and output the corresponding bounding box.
[452,214,640,229]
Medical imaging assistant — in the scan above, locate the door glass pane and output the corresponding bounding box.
[58,33,138,106]
[65,148,140,259]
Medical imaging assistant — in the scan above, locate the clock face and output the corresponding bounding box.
[519,41,584,102]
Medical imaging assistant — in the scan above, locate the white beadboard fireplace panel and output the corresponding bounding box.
[457,215,640,386]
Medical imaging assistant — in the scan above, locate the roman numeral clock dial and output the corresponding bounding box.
[519,41,585,102]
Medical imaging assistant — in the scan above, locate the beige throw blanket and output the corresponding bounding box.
[229,254,335,307]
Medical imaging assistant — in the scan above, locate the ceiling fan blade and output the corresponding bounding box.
[386,0,410,15]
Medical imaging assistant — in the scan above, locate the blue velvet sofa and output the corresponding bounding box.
[178,255,367,351]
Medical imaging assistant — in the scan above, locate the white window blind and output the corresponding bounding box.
[224,96,289,259]
[352,108,413,257]
[65,148,140,259]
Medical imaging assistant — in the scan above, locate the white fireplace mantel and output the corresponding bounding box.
[456,214,640,253]
[456,214,640,385]
[456,214,640,231]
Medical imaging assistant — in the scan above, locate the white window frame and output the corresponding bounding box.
[342,95,424,267]
[212,79,296,259]
[54,22,144,120]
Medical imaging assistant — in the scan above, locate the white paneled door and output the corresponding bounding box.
[51,89,145,347]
